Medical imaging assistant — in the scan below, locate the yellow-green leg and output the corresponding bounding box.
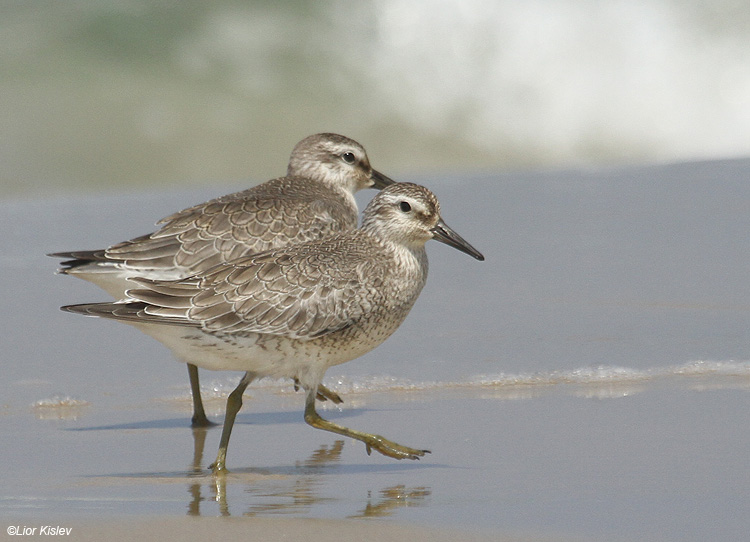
[188,363,215,427]
[210,371,257,474]
[303,388,429,460]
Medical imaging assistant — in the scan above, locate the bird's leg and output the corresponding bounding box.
[188,364,215,427]
[303,388,429,460]
[210,371,257,474]
[316,383,343,404]
[294,378,343,404]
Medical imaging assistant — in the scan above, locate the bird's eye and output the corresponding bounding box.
[399,201,412,213]
[341,152,356,164]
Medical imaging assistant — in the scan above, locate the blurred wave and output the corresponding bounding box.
[3,0,750,196]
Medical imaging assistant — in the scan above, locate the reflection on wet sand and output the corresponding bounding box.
[185,435,431,519]
[349,485,431,519]
[237,441,344,517]
[187,427,211,516]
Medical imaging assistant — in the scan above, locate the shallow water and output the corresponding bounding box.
[2,159,749,541]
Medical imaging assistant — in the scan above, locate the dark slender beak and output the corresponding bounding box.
[370,168,396,189]
[430,218,485,261]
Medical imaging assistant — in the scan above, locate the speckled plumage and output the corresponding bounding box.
[50,133,394,296]
[62,183,484,470]
[50,133,394,425]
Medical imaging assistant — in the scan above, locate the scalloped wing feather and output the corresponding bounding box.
[104,178,357,273]
[125,232,387,339]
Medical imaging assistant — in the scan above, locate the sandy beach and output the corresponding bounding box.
[4,5,750,540]
[2,160,750,542]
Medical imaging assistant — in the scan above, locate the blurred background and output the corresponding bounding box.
[3,0,750,198]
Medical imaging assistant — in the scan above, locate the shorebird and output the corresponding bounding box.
[61,183,484,472]
[49,133,394,426]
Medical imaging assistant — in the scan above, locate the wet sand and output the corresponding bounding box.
[4,379,749,542]
[2,159,750,541]
[4,517,553,542]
